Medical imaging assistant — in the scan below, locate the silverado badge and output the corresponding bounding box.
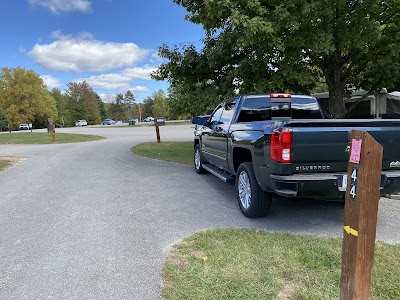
[295,165,331,171]
[390,161,400,168]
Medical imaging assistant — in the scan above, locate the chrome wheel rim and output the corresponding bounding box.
[195,148,201,170]
[238,171,251,209]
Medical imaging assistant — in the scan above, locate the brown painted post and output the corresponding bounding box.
[155,125,161,143]
[340,130,383,300]
[52,125,56,144]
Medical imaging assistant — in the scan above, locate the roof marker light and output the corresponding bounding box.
[270,93,291,98]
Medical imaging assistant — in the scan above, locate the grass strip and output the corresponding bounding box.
[132,142,193,165]
[162,229,400,300]
[0,132,105,144]
[0,159,13,171]
[0,156,25,171]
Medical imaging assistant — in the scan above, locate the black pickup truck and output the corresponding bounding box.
[192,93,400,218]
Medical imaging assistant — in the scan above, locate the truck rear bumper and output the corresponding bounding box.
[270,171,400,199]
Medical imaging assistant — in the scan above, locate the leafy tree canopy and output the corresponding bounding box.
[153,0,400,118]
[142,97,154,118]
[108,91,138,121]
[64,81,101,126]
[0,67,57,129]
[0,107,10,130]
[95,94,108,120]
[152,90,169,118]
[50,88,66,125]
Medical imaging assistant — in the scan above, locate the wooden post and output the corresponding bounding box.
[155,125,161,143]
[52,125,56,144]
[340,130,383,300]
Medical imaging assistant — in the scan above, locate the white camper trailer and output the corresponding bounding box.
[312,89,400,119]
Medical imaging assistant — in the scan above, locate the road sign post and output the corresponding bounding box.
[52,125,56,143]
[340,130,383,300]
[154,118,166,143]
[47,118,53,133]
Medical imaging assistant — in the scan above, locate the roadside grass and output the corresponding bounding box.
[162,229,400,300]
[132,142,193,165]
[0,132,105,144]
[0,156,25,171]
[0,159,13,171]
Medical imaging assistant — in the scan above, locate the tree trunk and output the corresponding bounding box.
[328,84,348,118]
[325,60,348,118]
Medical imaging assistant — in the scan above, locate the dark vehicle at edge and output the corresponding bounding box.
[192,93,400,218]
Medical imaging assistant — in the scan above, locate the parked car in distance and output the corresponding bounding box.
[143,116,154,122]
[103,119,116,125]
[18,123,30,130]
[75,120,87,127]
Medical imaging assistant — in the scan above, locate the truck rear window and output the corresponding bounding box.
[237,97,271,122]
[237,96,322,122]
[291,97,323,119]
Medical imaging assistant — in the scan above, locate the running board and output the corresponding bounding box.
[203,164,234,183]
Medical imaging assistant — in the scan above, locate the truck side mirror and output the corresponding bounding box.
[192,116,210,126]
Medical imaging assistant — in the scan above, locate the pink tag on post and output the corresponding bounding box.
[349,139,362,164]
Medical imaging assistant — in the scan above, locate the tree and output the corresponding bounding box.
[64,81,101,126]
[153,43,233,116]
[50,88,67,126]
[168,80,222,116]
[109,93,125,121]
[142,97,154,117]
[153,0,400,118]
[0,108,10,131]
[152,90,169,118]
[95,94,108,121]
[124,90,135,120]
[0,67,57,129]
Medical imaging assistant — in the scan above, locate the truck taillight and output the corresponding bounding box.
[270,128,292,163]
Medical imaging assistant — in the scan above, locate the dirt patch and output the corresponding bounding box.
[0,156,26,171]
[278,279,303,299]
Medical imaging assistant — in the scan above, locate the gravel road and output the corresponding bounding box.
[1,124,399,299]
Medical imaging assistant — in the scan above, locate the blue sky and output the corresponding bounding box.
[0,0,204,102]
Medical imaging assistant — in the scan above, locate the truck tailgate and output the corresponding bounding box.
[285,119,400,172]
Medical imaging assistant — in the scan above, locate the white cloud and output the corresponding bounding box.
[121,66,158,80]
[41,75,61,89]
[75,74,130,90]
[150,51,164,63]
[97,88,148,103]
[28,32,150,72]
[28,0,92,14]
[131,86,150,92]
[74,73,150,92]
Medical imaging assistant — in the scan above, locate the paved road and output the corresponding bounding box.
[1,125,399,299]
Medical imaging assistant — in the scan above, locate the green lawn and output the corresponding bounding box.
[0,132,105,144]
[132,141,193,165]
[163,229,400,300]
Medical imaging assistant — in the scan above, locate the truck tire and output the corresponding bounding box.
[236,162,272,218]
[194,144,207,174]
